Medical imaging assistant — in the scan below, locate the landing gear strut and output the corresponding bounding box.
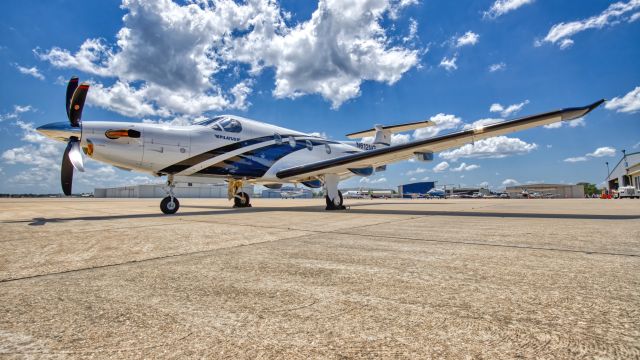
[229,179,252,208]
[160,174,180,214]
[324,174,345,210]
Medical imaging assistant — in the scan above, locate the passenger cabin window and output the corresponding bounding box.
[274,133,282,145]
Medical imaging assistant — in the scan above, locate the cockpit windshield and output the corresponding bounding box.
[196,116,242,133]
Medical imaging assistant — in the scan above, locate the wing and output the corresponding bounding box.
[277,99,605,180]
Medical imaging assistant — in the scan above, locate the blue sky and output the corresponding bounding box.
[1,0,639,193]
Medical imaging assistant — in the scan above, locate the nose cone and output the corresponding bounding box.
[37,122,81,142]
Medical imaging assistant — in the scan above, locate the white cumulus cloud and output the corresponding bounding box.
[439,55,458,71]
[450,162,480,172]
[564,156,588,163]
[587,146,616,158]
[439,136,538,161]
[605,86,640,113]
[543,117,586,129]
[488,62,506,72]
[484,0,534,19]
[502,178,520,186]
[564,146,616,163]
[455,31,479,47]
[406,167,427,176]
[413,113,462,139]
[0,105,35,122]
[37,0,421,116]
[433,161,450,172]
[538,0,640,48]
[14,64,45,80]
[489,100,529,117]
[463,118,503,130]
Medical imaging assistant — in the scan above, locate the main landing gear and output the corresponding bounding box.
[229,179,252,208]
[160,174,180,214]
[324,174,345,210]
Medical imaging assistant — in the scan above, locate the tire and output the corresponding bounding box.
[234,192,251,207]
[325,190,343,209]
[160,196,179,214]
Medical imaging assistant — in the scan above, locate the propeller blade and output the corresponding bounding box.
[61,141,74,196]
[65,76,79,121]
[68,139,85,172]
[69,82,90,127]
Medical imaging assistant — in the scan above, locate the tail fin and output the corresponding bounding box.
[346,120,434,147]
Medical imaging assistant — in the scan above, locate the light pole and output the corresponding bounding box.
[622,149,628,186]
[605,161,610,193]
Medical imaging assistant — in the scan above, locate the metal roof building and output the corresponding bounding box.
[398,182,435,198]
[505,183,584,198]
[94,182,253,198]
[606,151,640,192]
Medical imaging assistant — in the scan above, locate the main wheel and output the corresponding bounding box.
[234,192,251,208]
[325,190,344,209]
[160,196,180,214]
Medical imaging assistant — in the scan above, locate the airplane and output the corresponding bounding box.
[342,190,367,199]
[426,188,446,198]
[36,77,605,214]
[279,187,306,199]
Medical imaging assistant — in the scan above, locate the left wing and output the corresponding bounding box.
[276,99,605,180]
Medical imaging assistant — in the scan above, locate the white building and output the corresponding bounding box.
[606,151,640,192]
[94,182,253,198]
[505,184,584,198]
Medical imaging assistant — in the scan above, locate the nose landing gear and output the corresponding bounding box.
[160,174,180,214]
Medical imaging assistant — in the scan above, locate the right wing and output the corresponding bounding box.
[277,99,605,180]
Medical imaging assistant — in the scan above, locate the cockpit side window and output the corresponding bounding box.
[196,115,225,127]
[195,116,241,132]
[219,118,242,133]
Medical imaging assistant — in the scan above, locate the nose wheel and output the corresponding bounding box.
[160,196,180,214]
[160,174,180,214]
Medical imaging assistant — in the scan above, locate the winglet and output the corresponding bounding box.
[587,98,606,112]
[561,99,606,121]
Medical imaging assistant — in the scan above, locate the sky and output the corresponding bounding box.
[0,0,639,194]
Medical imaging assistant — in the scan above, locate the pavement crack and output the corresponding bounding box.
[0,231,314,284]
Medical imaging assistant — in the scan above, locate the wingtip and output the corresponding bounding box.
[587,98,606,112]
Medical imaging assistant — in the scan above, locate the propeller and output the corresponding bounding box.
[60,76,89,195]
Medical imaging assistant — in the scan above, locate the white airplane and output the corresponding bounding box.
[426,188,446,198]
[37,77,604,214]
[343,190,366,199]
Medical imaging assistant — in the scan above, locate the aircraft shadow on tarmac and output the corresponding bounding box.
[5,202,639,226]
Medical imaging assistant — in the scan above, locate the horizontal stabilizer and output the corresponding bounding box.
[346,120,434,139]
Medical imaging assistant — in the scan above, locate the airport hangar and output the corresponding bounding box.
[94,181,254,198]
[505,183,584,198]
[398,181,435,198]
[606,151,640,192]
[261,186,314,198]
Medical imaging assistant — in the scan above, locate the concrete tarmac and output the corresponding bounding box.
[1,198,639,358]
